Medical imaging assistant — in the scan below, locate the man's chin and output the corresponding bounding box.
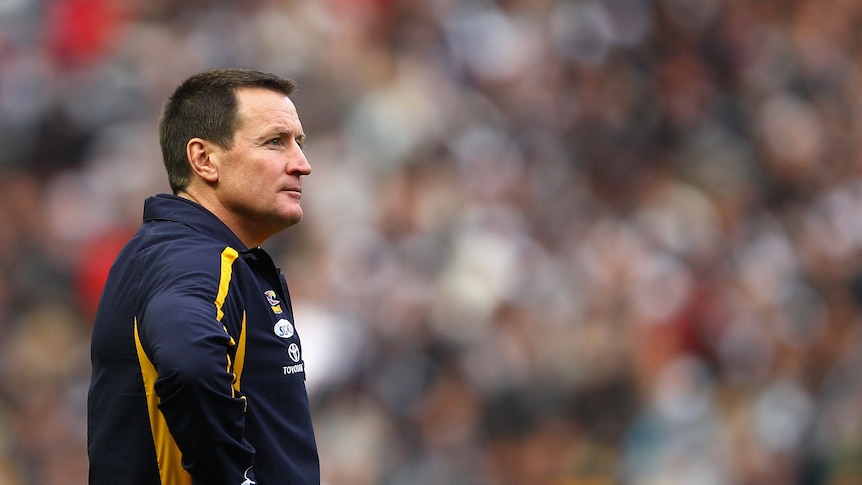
[277,208,303,228]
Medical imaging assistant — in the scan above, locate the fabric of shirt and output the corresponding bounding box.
[88,193,320,485]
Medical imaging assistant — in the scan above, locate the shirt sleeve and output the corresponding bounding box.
[138,277,256,485]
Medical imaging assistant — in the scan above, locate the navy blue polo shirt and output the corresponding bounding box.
[88,194,319,485]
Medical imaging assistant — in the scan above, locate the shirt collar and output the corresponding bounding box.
[142,193,249,251]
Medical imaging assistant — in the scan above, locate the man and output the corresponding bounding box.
[88,68,319,485]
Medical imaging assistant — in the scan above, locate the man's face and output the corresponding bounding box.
[213,87,311,245]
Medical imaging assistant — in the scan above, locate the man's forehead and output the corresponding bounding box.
[236,88,299,126]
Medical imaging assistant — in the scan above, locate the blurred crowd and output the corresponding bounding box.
[2,0,862,483]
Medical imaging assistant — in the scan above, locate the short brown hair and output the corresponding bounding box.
[159,68,297,193]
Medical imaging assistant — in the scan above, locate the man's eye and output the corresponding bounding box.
[268,138,282,146]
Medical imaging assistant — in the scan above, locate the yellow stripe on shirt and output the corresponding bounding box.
[134,318,192,485]
[234,311,248,395]
[215,248,248,399]
[215,247,239,322]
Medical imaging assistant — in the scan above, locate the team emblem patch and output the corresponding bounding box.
[273,318,295,338]
[264,290,283,314]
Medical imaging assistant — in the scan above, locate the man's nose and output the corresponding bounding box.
[289,150,311,176]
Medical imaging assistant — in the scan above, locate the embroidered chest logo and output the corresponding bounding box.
[288,343,301,362]
[273,318,295,339]
[283,343,304,375]
[241,467,255,485]
[263,289,283,314]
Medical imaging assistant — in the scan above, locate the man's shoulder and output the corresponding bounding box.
[132,221,241,278]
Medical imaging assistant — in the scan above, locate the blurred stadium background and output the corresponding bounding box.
[2,0,862,483]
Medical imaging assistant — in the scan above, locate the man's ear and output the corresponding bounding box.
[186,138,220,183]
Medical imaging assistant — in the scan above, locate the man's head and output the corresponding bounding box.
[159,68,297,194]
[160,69,311,247]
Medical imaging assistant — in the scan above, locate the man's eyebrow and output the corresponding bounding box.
[257,126,304,142]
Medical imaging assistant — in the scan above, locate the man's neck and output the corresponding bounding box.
[176,190,265,248]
